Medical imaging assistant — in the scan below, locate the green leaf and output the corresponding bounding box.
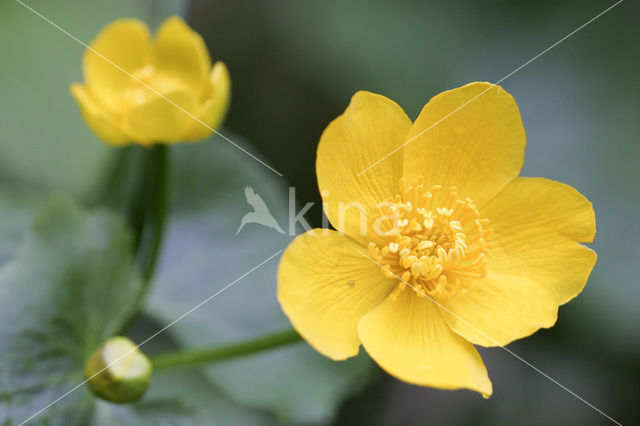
[0,188,45,266]
[146,134,375,425]
[95,369,272,426]
[92,399,206,426]
[210,345,373,424]
[0,196,143,425]
[0,192,324,425]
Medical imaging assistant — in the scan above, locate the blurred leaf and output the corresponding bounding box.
[92,368,275,425]
[0,196,143,425]
[119,315,275,426]
[146,133,375,425]
[211,344,373,424]
[98,368,273,426]
[92,399,207,426]
[0,188,45,266]
[72,366,271,426]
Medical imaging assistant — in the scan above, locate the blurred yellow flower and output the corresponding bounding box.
[278,82,596,397]
[70,16,230,146]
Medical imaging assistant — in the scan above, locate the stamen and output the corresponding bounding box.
[368,178,492,299]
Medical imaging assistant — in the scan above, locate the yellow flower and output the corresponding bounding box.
[277,82,596,397]
[70,16,230,146]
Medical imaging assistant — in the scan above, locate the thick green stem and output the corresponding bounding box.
[140,144,170,283]
[129,144,170,285]
[119,145,170,333]
[92,144,169,282]
[151,329,302,370]
[127,147,151,250]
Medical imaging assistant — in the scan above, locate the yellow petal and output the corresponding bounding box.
[277,230,395,360]
[358,290,492,397]
[482,177,597,304]
[69,84,128,145]
[438,270,558,347]
[154,16,211,98]
[403,82,525,207]
[121,89,196,144]
[316,91,412,245]
[181,62,231,141]
[84,19,152,113]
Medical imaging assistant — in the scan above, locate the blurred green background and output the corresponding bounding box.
[0,0,638,424]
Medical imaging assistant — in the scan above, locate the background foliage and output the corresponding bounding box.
[0,0,638,424]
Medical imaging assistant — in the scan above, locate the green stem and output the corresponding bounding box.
[127,147,151,251]
[91,144,168,281]
[151,329,302,370]
[140,144,170,283]
[119,145,170,333]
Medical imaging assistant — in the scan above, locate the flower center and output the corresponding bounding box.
[121,65,187,111]
[367,178,492,300]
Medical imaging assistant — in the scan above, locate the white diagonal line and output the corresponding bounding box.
[358,250,621,425]
[13,0,283,177]
[17,249,283,426]
[358,0,623,176]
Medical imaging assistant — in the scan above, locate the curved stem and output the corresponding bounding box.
[151,329,302,370]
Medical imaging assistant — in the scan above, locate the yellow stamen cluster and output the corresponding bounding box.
[368,179,492,300]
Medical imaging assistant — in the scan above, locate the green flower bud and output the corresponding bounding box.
[85,336,152,403]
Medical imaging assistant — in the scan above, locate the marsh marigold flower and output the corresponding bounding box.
[70,16,230,146]
[277,82,596,397]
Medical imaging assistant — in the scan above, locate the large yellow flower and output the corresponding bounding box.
[70,16,230,146]
[277,82,596,397]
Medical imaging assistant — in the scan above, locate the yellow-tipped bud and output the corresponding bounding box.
[85,336,152,403]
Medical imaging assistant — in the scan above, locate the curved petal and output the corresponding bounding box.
[403,82,525,207]
[154,16,212,98]
[438,270,558,347]
[482,177,597,304]
[358,290,492,397]
[277,230,395,360]
[121,89,196,144]
[84,19,152,113]
[181,62,231,141]
[69,84,128,145]
[317,91,412,245]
